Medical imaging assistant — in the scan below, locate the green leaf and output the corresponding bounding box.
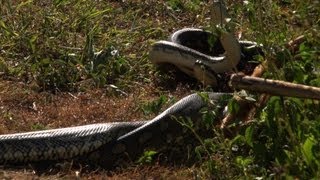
[235,156,253,167]
[28,34,38,53]
[302,135,316,166]
[0,20,8,31]
[137,150,157,164]
[231,134,246,145]
[245,126,254,147]
[228,98,240,114]
[86,9,110,19]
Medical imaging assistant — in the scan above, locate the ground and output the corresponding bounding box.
[1,0,320,179]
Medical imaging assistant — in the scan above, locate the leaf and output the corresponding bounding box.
[302,135,316,166]
[28,34,38,53]
[269,96,281,115]
[0,20,8,30]
[195,146,204,160]
[201,110,216,127]
[228,98,240,114]
[137,150,157,164]
[87,9,111,19]
[245,126,254,147]
[230,134,246,145]
[235,156,253,167]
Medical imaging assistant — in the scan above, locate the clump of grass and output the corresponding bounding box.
[0,1,166,92]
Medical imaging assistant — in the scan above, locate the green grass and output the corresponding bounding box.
[0,0,319,179]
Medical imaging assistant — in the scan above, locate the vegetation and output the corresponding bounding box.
[0,0,319,179]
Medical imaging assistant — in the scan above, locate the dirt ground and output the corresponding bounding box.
[0,78,202,179]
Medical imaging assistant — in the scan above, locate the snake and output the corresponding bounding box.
[0,28,260,168]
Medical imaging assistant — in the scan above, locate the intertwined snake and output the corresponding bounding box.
[0,28,259,168]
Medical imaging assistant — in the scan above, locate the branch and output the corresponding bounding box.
[229,74,320,100]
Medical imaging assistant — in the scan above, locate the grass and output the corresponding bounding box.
[0,0,319,179]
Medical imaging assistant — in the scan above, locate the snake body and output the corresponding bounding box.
[0,122,145,164]
[0,92,230,167]
[150,28,258,85]
[0,28,259,167]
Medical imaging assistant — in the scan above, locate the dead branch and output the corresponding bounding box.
[229,74,320,100]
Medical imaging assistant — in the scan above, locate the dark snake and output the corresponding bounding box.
[0,28,260,168]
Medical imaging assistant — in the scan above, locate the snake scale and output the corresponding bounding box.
[0,28,259,168]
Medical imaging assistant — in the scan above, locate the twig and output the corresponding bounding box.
[285,35,305,53]
[67,92,78,99]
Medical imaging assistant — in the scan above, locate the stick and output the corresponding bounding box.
[229,74,320,100]
[220,35,307,130]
